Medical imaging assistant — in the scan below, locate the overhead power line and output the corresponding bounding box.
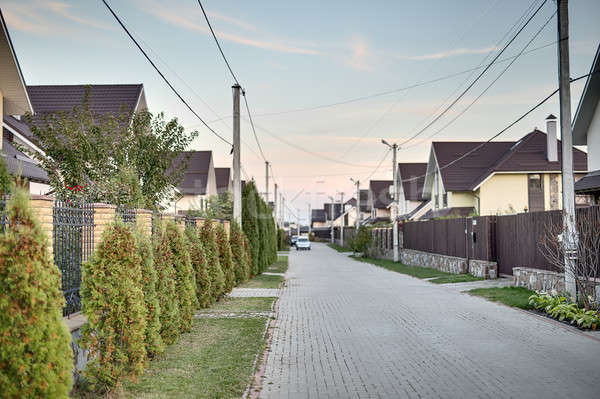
[100,0,231,146]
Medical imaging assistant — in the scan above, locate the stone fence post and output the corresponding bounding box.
[91,203,115,250]
[30,195,54,256]
[135,209,153,237]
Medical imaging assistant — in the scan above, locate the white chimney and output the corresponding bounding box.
[546,114,558,162]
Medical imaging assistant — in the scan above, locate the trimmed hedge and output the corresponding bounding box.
[135,229,164,357]
[80,220,147,390]
[0,189,73,398]
[242,181,260,276]
[164,221,197,333]
[185,227,212,308]
[230,221,249,285]
[215,223,235,294]
[152,222,180,345]
[199,220,225,301]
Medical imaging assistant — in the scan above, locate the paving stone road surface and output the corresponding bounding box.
[260,243,600,399]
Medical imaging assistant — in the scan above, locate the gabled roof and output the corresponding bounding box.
[311,208,327,223]
[0,9,32,115]
[359,189,370,212]
[345,197,357,207]
[170,151,213,195]
[398,162,427,200]
[369,180,393,209]
[323,202,342,220]
[215,167,231,193]
[2,131,48,183]
[573,43,600,146]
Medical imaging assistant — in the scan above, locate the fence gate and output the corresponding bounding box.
[54,197,94,316]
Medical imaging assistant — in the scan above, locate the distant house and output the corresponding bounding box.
[169,150,218,213]
[421,118,588,218]
[215,167,232,194]
[311,208,327,228]
[368,180,393,222]
[323,202,343,221]
[396,163,430,220]
[573,43,600,203]
[0,10,49,194]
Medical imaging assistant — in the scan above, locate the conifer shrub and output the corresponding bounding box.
[80,220,147,390]
[185,227,212,308]
[242,181,260,275]
[215,223,235,293]
[230,221,248,285]
[152,222,180,345]
[0,188,73,398]
[257,199,269,273]
[243,234,253,280]
[199,220,225,301]
[135,230,163,358]
[164,221,197,333]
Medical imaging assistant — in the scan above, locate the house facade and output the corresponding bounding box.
[368,180,392,222]
[422,117,588,218]
[170,150,218,213]
[311,208,328,228]
[573,43,600,203]
[396,162,430,220]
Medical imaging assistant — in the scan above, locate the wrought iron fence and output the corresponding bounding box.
[116,205,137,225]
[54,197,94,317]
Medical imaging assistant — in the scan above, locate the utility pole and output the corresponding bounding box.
[351,178,360,229]
[308,202,312,235]
[296,208,300,236]
[557,0,577,298]
[274,183,278,227]
[265,161,269,203]
[328,196,334,243]
[382,139,400,262]
[339,192,345,248]
[232,84,242,226]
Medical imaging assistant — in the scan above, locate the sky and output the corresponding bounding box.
[2,0,600,223]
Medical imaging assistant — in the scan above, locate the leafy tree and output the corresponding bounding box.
[152,222,180,345]
[23,93,198,209]
[0,188,73,398]
[230,221,249,285]
[215,223,235,293]
[188,192,233,220]
[80,220,147,390]
[242,181,260,275]
[352,225,372,256]
[199,220,225,301]
[135,230,163,357]
[164,221,197,333]
[185,227,212,308]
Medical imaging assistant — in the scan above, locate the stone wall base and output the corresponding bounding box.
[396,249,498,279]
[469,259,498,279]
[513,267,565,292]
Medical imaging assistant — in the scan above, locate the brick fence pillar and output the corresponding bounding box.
[91,203,116,250]
[135,209,153,237]
[174,214,186,231]
[223,220,230,237]
[30,195,54,256]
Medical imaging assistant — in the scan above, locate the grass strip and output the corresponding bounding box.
[327,243,351,253]
[429,274,484,284]
[468,286,535,309]
[267,255,288,274]
[238,274,283,289]
[122,317,268,399]
[197,297,275,313]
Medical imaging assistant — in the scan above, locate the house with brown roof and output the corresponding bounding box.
[368,180,393,222]
[215,167,232,194]
[169,150,218,213]
[311,208,328,228]
[573,43,600,203]
[422,117,588,218]
[395,162,430,220]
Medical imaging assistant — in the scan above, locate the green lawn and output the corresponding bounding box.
[350,256,482,283]
[267,255,289,273]
[122,317,267,398]
[327,242,351,253]
[197,297,275,313]
[468,287,535,309]
[238,274,283,289]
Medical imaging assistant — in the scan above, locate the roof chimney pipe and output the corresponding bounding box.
[546,114,558,162]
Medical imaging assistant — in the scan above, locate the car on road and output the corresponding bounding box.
[290,235,299,247]
[296,236,311,250]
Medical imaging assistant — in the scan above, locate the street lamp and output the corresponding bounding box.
[381,138,400,262]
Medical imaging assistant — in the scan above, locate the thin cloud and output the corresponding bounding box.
[347,37,372,71]
[397,45,500,61]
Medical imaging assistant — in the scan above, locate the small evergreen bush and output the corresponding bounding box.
[215,223,235,293]
[152,222,180,345]
[80,220,147,390]
[164,221,197,333]
[185,227,212,308]
[199,220,225,301]
[242,181,260,275]
[243,234,253,280]
[0,188,73,398]
[230,221,248,285]
[135,230,164,357]
[257,200,269,273]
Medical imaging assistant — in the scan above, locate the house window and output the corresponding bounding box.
[442,193,448,208]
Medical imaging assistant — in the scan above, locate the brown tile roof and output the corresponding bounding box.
[1,133,48,183]
[215,167,231,193]
[170,151,212,195]
[574,170,600,193]
[369,180,393,209]
[311,209,327,223]
[323,203,342,220]
[359,189,370,212]
[398,162,427,200]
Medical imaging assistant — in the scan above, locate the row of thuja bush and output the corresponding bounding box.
[0,188,263,397]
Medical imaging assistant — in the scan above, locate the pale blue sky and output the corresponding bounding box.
[3,0,600,222]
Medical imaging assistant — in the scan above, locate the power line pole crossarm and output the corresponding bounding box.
[232,84,242,226]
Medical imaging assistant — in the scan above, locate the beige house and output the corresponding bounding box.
[422,117,588,218]
[395,163,430,220]
[170,150,218,213]
[368,180,392,222]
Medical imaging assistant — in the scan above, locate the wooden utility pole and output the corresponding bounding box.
[265,161,269,203]
[308,202,312,235]
[557,0,577,297]
[232,84,242,226]
[274,183,278,227]
[392,144,399,262]
[339,192,345,247]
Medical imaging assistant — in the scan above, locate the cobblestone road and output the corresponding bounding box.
[260,243,600,399]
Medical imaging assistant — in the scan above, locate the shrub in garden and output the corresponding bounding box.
[152,222,180,345]
[243,234,253,280]
[230,221,248,285]
[164,221,197,333]
[135,230,164,357]
[215,223,235,293]
[0,188,73,398]
[80,220,147,390]
[257,199,269,273]
[199,220,225,301]
[528,292,599,330]
[352,225,372,256]
[242,181,260,275]
[277,228,287,250]
[185,227,212,308]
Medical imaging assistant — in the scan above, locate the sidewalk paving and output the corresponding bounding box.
[229,288,280,298]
